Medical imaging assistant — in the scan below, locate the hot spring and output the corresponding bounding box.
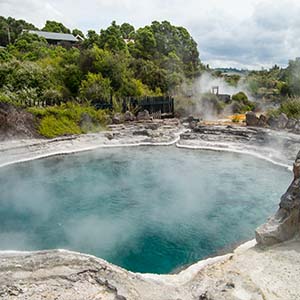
[0,147,292,274]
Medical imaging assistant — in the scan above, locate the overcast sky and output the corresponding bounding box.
[1,0,299,69]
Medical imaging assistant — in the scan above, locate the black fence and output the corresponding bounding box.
[122,96,174,115]
[92,96,174,117]
[18,96,175,117]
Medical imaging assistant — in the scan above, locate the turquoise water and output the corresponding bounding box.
[0,147,292,274]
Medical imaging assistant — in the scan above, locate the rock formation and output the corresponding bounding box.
[256,151,300,246]
[124,111,135,122]
[137,110,151,121]
[245,111,300,134]
[245,112,259,127]
[0,102,39,140]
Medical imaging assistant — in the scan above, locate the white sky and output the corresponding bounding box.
[1,0,299,69]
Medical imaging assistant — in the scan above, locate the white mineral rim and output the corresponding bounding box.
[0,124,299,300]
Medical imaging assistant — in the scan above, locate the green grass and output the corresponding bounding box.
[28,102,109,138]
[39,115,82,138]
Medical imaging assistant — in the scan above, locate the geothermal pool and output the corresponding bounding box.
[0,147,292,274]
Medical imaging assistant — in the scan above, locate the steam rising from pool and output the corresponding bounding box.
[0,147,292,274]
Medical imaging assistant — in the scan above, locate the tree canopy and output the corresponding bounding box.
[0,17,205,104]
[42,20,71,34]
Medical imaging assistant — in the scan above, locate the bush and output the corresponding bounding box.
[266,108,281,119]
[231,91,256,113]
[0,92,13,104]
[0,89,27,107]
[279,98,300,119]
[29,102,110,138]
[41,88,63,105]
[232,91,248,102]
[39,115,81,138]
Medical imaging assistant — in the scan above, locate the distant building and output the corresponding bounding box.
[211,86,231,103]
[26,30,83,46]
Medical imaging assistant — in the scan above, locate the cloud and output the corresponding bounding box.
[1,0,300,68]
[189,0,300,68]
[0,0,66,27]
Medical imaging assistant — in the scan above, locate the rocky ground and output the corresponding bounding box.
[245,111,300,134]
[1,239,300,300]
[179,124,300,166]
[1,118,300,168]
[0,119,300,300]
[0,119,183,168]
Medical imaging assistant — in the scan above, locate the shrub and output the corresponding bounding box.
[232,91,248,102]
[279,98,300,119]
[231,91,256,113]
[266,108,281,118]
[39,115,81,138]
[0,92,13,104]
[0,89,27,107]
[29,102,109,138]
[41,88,63,105]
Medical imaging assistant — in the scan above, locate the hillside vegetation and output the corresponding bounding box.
[1,17,300,137]
[0,17,207,137]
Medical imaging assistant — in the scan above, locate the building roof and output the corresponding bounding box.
[28,30,78,42]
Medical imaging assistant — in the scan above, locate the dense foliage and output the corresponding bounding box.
[0,17,204,106]
[243,60,300,100]
[0,16,206,137]
[1,16,300,138]
[278,98,300,119]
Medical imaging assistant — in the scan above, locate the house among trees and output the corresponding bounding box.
[27,30,83,46]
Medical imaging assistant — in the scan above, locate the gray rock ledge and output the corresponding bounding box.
[256,151,300,246]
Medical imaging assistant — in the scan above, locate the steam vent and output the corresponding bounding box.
[256,151,300,245]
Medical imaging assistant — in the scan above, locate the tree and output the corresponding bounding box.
[79,72,111,102]
[72,29,85,39]
[14,32,47,53]
[133,27,156,59]
[131,20,202,78]
[42,20,71,33]
[82,30,101,49]
[0,16,37,46]
[120,23,135,39]
[63,64,83,95]
[98,21,126,52]
[0,17,203,106]
[130,59,168,93]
